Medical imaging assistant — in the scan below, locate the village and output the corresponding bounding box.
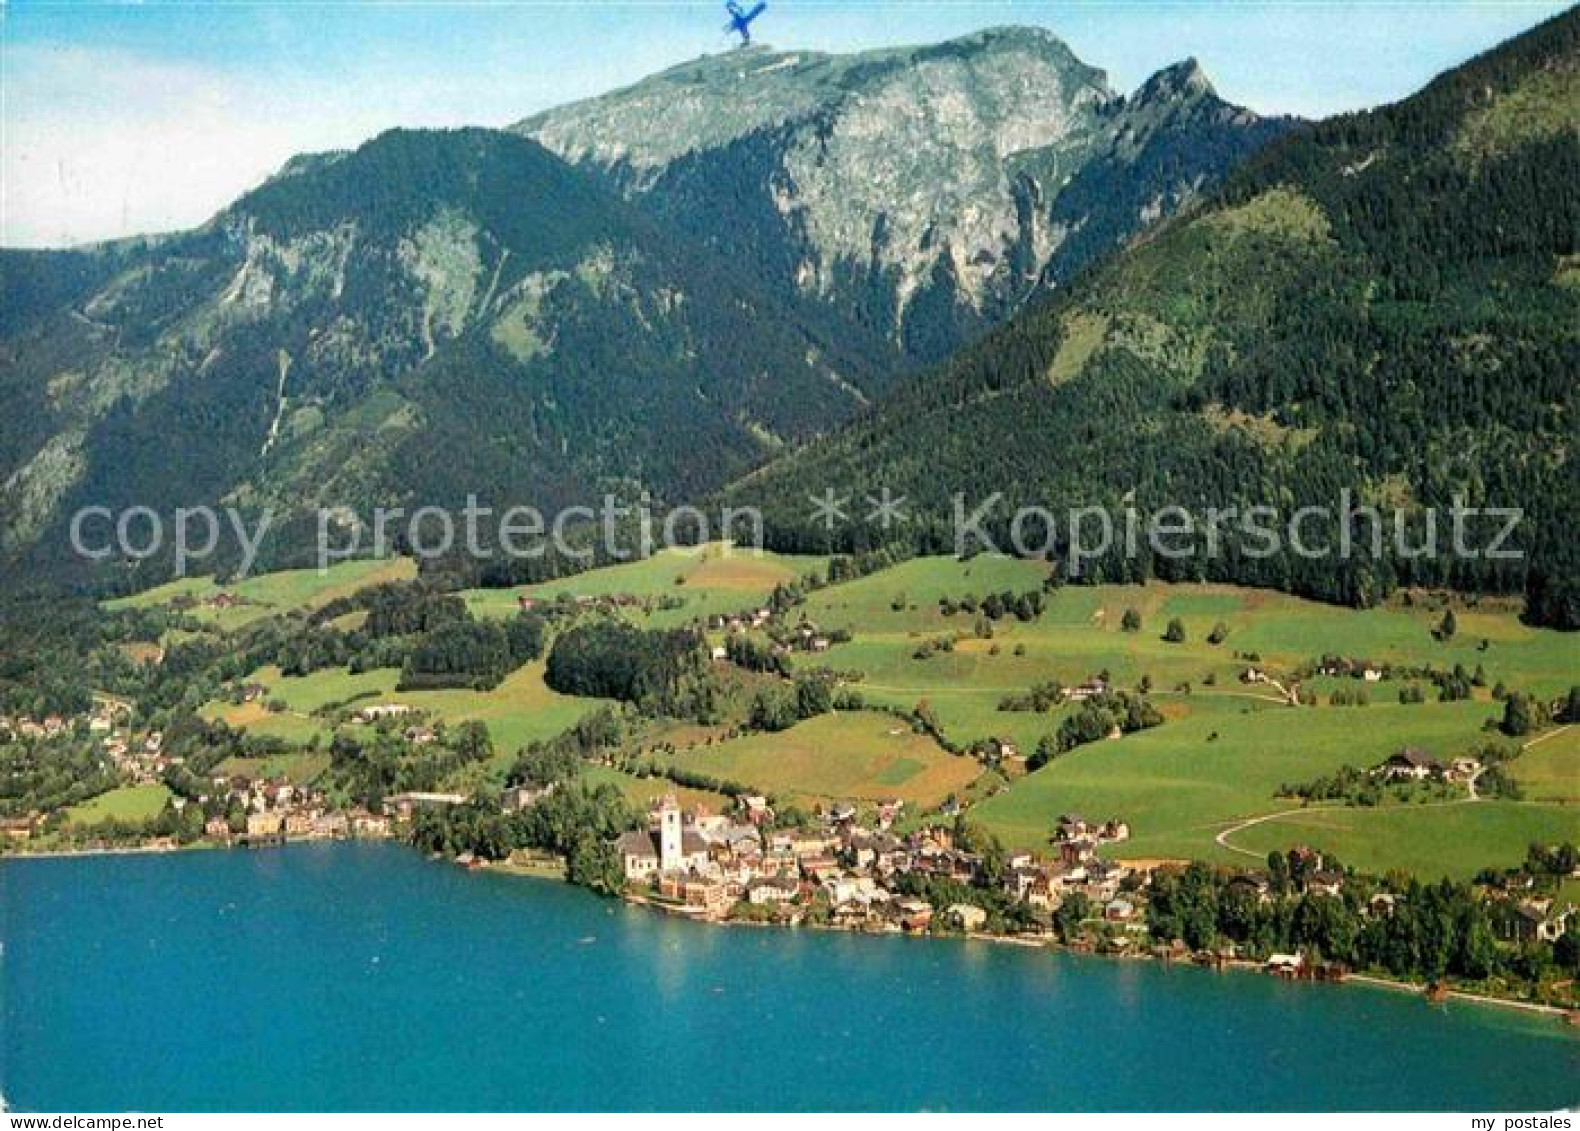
[1,699,1573,985]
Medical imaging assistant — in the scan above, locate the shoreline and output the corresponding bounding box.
[8,836,1576,1025]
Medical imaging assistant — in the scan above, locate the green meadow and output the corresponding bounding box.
[1226,802,1578,881]
[581,763,733,814]
[970,700,1506,859]
[658,710,981,809]
[203,661,609,759]
[107,557,416,630]
[65,784,174,827]
[463,543,827,629]
[130,545,1573,881]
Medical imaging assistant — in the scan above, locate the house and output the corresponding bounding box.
[681,874,731,915]
[1059,838,1097,866]
[501,782,555,812]
[1380,747,1444,781]
[617,830,661,881]
[352,811,391,838]
[404,726,437,746]
[313,811,349,839]
[882,899,927,932]
[383,792,467,821]
[746,876,800,905]
[1266,952,1304,974]
[1105,898,1136,922]
[360,703,414,723]
[204,815,232,841]
[946,904,988,931]
[1305,870,1345,897]
[0,815,36,841]
[1055,814,1090,841]
[516,594,539,612]
[1449,757,1483,783]
[1227,874,1272,904]
[1503,900,1572,944]
[246,812,285,840]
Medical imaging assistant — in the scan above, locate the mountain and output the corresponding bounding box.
[0,28,1295,583]
[517,28,1295,363]
[0,128,889,573]
[723,9,1580,627]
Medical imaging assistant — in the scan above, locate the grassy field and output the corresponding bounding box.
[660,710,980,810]
[135,546,1575,881]
[203,661,609,760]
[581,764,733,814]
[1225,802,1578,881]
[65,784,173,826]
[970,700,1505,858]
[1510,725,1579,803]
[106,557,415,630]
[210,752,333,783]
[462,543,827,628]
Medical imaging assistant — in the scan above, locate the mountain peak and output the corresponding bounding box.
[1134,57,1217,103]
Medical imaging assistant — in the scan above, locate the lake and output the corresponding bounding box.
[2,842,1574,1111]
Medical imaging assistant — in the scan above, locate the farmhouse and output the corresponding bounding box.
[360,703,414,723]
[1379,747,1444,781]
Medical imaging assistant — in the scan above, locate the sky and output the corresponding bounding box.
[1,1,1570,248]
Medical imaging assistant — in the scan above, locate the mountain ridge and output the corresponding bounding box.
[720,7,1580,628]
[517,26,1296,362]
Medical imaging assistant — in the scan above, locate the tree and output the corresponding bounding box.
[1436,610,1458,641]
[1500,693,1535,737]
[1163,617,1186,643]
[1053,892,1092,943]
[1121,608,1142,633]
[1207,621,1230,645]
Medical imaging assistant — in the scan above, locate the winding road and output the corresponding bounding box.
[1213,725,1571,859]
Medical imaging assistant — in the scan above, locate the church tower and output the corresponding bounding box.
[657,794,683,872]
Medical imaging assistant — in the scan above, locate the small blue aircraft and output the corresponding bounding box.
[725,0,767,45]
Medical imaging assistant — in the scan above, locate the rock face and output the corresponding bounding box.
[518,28,1295,362]
[720,8,1580,627]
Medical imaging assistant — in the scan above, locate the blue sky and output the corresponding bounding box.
[2,1,1569,247]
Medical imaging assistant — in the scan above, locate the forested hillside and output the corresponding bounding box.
[0,129,889,580]
[725,8,1580,628]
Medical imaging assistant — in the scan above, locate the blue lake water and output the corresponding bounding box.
[2,842,1575,1111]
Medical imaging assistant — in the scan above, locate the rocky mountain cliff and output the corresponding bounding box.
[518,27,1294,362]
[722,9,1580,627]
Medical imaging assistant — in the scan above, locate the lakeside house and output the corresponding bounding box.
[383,792,467,821]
